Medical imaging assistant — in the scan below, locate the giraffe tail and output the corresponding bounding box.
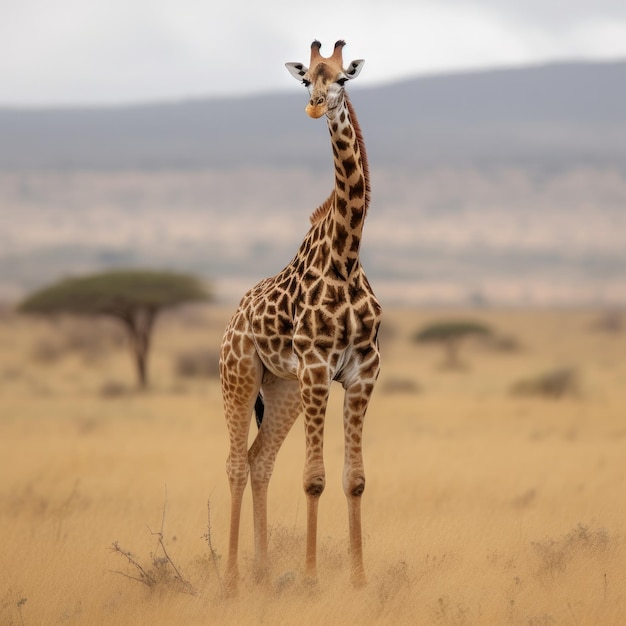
[254,393,264,428]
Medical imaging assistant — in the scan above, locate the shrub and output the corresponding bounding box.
[413,319,492,368]
[589,311,624,333]
[380,377,420,394]
[100,381,129,398]
[511,367,579,399]
[483,333,522,353]
[175,349,220,379]
[31,338,66,364]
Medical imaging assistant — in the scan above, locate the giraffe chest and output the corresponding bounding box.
[251,296,380,384]
[245,268,381,380]
[252,321,353,383]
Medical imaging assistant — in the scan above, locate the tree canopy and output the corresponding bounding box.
[19,269,210,317]
[413,320,492,343]
[413,319,492,369]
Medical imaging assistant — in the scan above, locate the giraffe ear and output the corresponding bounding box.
[285,62,309,82]
[345,59,365,80]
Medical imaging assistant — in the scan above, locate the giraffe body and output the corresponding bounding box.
[220,40,381,593]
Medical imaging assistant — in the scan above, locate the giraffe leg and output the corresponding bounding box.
[248,377,301,583]
[220,328,263,595]
[342,370,379,587]
[299,371,331,583]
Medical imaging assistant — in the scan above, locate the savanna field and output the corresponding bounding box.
[1,305,625,625]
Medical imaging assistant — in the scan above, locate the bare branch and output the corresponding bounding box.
[146,487,196,595]
[156,534,196,595]
[203,497,224,593]
[109,541,156,586]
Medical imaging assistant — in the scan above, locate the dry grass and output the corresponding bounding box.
[1,306,625,624]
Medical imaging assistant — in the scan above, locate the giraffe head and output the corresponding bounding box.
[286,40,364,119]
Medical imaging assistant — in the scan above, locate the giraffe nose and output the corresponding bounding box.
[305,93,328,118]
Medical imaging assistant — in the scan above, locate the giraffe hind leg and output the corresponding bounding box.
[248,377,301,583]
[220,327,263,594]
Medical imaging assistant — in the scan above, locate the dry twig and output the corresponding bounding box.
[109,541,156,587]
[110,487,196,595]
[202,497,224,594]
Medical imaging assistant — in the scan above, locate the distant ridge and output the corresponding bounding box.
[1,59,626,170]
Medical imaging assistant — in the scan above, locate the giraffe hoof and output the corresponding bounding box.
[253,564,269,585]
[303,574,319,590]
[223,571,239,598]
[351,567,367,588]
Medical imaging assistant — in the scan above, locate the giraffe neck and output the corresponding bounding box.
[325,93,370,278]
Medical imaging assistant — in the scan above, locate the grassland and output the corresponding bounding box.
[0,305,624,625]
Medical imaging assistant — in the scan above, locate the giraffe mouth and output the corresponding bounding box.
[305,103,327,119]
[306,98,341,119]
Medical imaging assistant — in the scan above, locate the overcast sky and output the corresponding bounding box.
[2,0,626,107]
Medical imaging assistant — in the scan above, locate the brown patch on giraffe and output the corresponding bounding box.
[314,309,333,336]
[313,337,334,353]
[277,315,292,335]
[334,223,349,255]
[335,196,348,218]
[343,156,357,178]
[326,261,346,281]
[322,284,346,313]
[344,257,357,276]
[318,241,330,263]
[302,270,318,286]
[349,396,367,413]
[287,275,299,295]
[293,336,311,353]
[311,386,328,399]
[335,138,350,152]
[349,177,365,201]
[277,292,290,311]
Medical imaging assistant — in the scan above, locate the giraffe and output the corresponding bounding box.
[219,39,382,593]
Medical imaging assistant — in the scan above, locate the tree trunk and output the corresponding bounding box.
[444,337,461,369]
[121,307,156,389]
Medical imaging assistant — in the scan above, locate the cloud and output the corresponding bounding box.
[1,0,625,106]
[445,0,626,26]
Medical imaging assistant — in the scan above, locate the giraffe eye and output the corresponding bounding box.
[336,77,348,87]
[302,79,311,87]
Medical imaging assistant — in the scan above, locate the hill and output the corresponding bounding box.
[1,59,626,170]
[2,60,626,306]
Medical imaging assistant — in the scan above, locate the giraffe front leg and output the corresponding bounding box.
[342,371,378,587]
[300,376,330,584]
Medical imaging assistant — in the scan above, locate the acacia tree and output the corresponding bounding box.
[413,320,492,368]
[19,269,211,388]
